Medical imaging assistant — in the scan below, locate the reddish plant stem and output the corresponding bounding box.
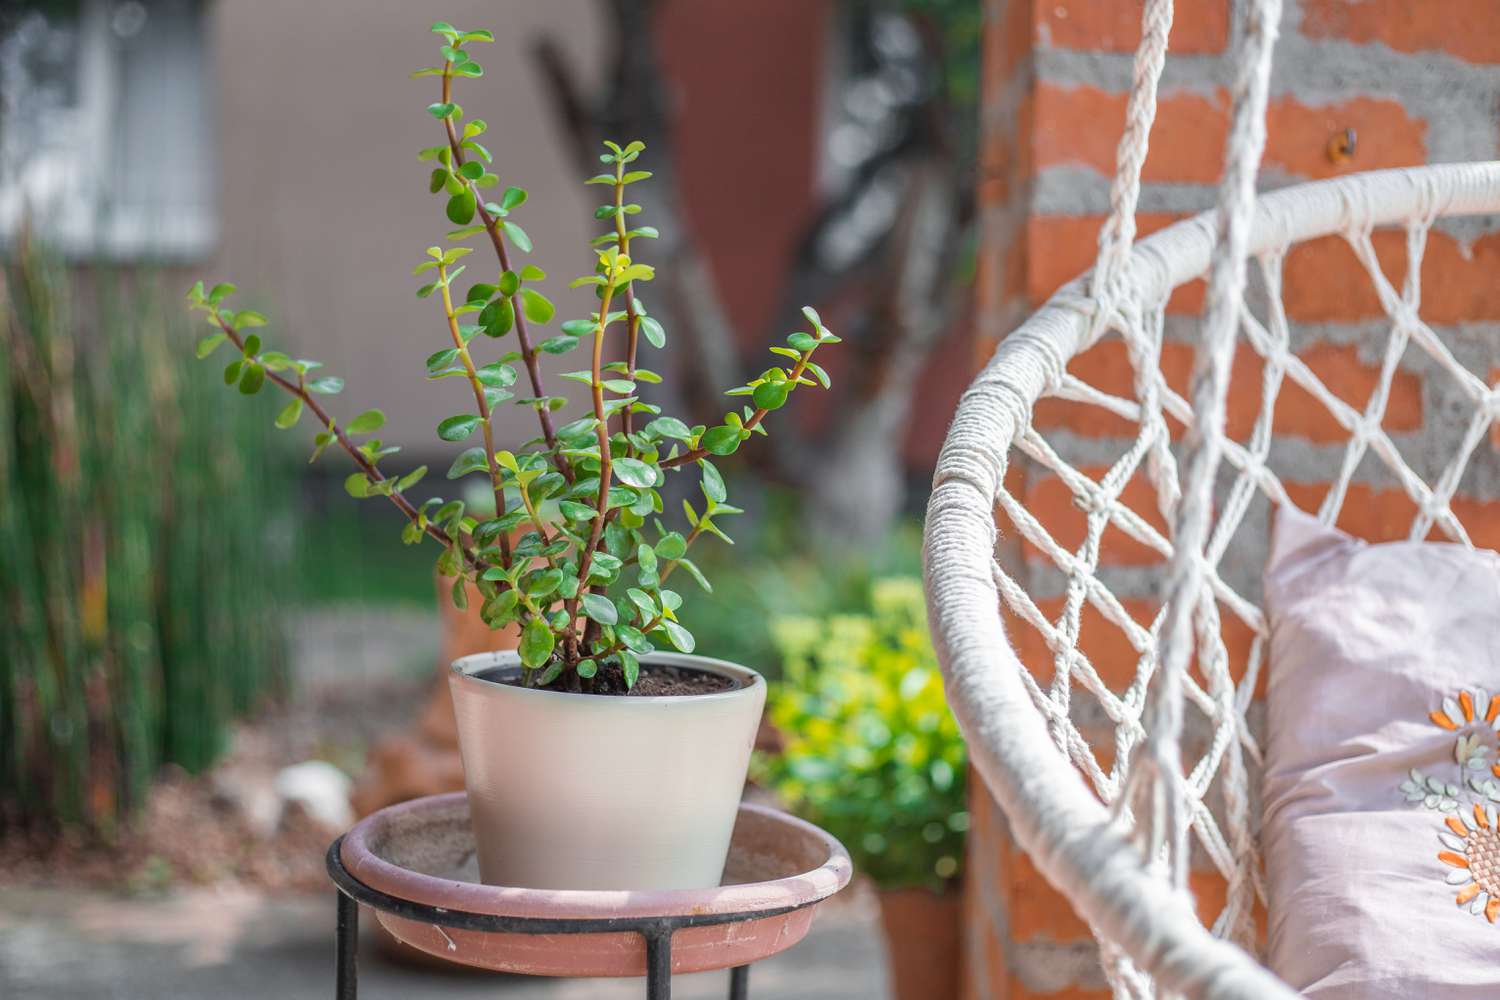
[438,266,511,566]
[659,352,817,469]
[212,314,487,573]
[441,70,572,483]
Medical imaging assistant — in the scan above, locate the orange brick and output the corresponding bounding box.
[1491,367,1500,451]
[1026,214,1203,312]
[1033,84,1228,184]
[986,0,1036,102]
[1008,847,1094,942]
[1275,342,1423,442]
[1034,85,1424,184]
[1283,228,1500,325]
[1018,463,1171,567]
[1006,594,1156,691]
[1284,483,1500,550]
[1301,0,1500,66]
[1035,0,1229,54]
[1189,869,1269,944]
[1009,980,1112,1000]
[1264,96,1426,180]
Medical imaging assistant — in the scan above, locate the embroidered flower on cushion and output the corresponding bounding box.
[1438,803,1500,923]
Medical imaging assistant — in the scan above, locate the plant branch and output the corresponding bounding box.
[437,265,511,566]
[210,313,485,572]
[660,351,818,469]
[441,70,573,483]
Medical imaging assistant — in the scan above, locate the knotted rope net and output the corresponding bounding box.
[923,0,1500,994]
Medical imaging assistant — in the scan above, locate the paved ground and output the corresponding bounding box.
[0,885,888,999]
[0,610,891,999]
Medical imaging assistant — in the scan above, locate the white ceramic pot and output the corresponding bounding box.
[448,650,766,891]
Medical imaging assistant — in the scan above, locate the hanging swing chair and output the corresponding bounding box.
[923,0,1500,995]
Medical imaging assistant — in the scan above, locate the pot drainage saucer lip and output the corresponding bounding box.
[339,792,852,921]
[335,792,853,977]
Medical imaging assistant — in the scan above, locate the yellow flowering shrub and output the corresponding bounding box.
[755,578,967,890]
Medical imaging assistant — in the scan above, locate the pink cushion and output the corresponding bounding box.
[1263,505,1500,998]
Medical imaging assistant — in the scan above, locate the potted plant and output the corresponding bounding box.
[185,20,839,893]
[754,578,968,1000]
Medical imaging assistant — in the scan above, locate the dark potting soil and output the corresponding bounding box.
[489,662,738,697]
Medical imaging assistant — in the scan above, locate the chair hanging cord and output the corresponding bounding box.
[1091,0,1175,301]
[1143,0,1284,890]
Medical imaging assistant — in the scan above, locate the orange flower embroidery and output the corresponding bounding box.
[1438,804,1500,923]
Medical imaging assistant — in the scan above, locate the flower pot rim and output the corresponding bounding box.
[449,649,765,705]
[340,793,852,921]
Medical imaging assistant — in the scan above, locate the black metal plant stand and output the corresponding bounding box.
[326,838,806,999]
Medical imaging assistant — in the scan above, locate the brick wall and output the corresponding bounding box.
[966,2,1500,997]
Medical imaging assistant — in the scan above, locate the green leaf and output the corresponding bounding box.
[446,189,477,225]
[475,362,517,387]
[396,465,428,491]
[238,363,265,395]
[655,531,687,560]
[646,416,692,441]
[447,446,490,479]
[195,333,227,359]
[520,617,555,669]
[425,347,461,373]
[438,413,482,441]
[787,332,817,352]
[539,335,579,355]
[700,460,726,503]
[752,380,790,410]
[501,186,528,212]
[308,376,344,394]
[497,270,520,297]
[501,220,532,253]
[601,379,636,394]
[626,588,656,618]
[559,500,596,521]
[620,650,640,689]
[574,657,599,679]
[208,282,237,304]
[457,160,484,181]
[519,287,554,324]
[639,316,666,349]
[581,593,618,626]
[520,264,546,281]
[344,472,372,498]
[702,425,741,456]
[275,397,303,429]
[348,409,386,434]
[806,361,831,389]
[800,305,823,330]
[617,625,653,654]
[676,557,712,592]
[660,620,695,654]
[613,457,658,489]
[636,543,659,576]
[480,298,515,337]
[524,568,563,597]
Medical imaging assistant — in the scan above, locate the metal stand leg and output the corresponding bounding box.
[336,890,358,1000]
[644,924,672,1000]
[728,964,750,1000]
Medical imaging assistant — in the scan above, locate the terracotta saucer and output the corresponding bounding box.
[338,792,852,977]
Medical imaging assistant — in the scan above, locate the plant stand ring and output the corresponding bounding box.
[326,793,852,999]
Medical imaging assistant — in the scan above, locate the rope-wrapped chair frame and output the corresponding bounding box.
[925,162,1500,998]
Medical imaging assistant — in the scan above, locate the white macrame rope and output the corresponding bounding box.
[1093,0,1175,301]
[927,161,1500,1000]
[1138,0,1283,900]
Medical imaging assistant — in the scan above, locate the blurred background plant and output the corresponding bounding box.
[0,238,292,832]
[754,576,966,890]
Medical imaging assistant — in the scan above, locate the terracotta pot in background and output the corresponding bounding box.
[350,575,515,817]
[878,886,963,1000]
